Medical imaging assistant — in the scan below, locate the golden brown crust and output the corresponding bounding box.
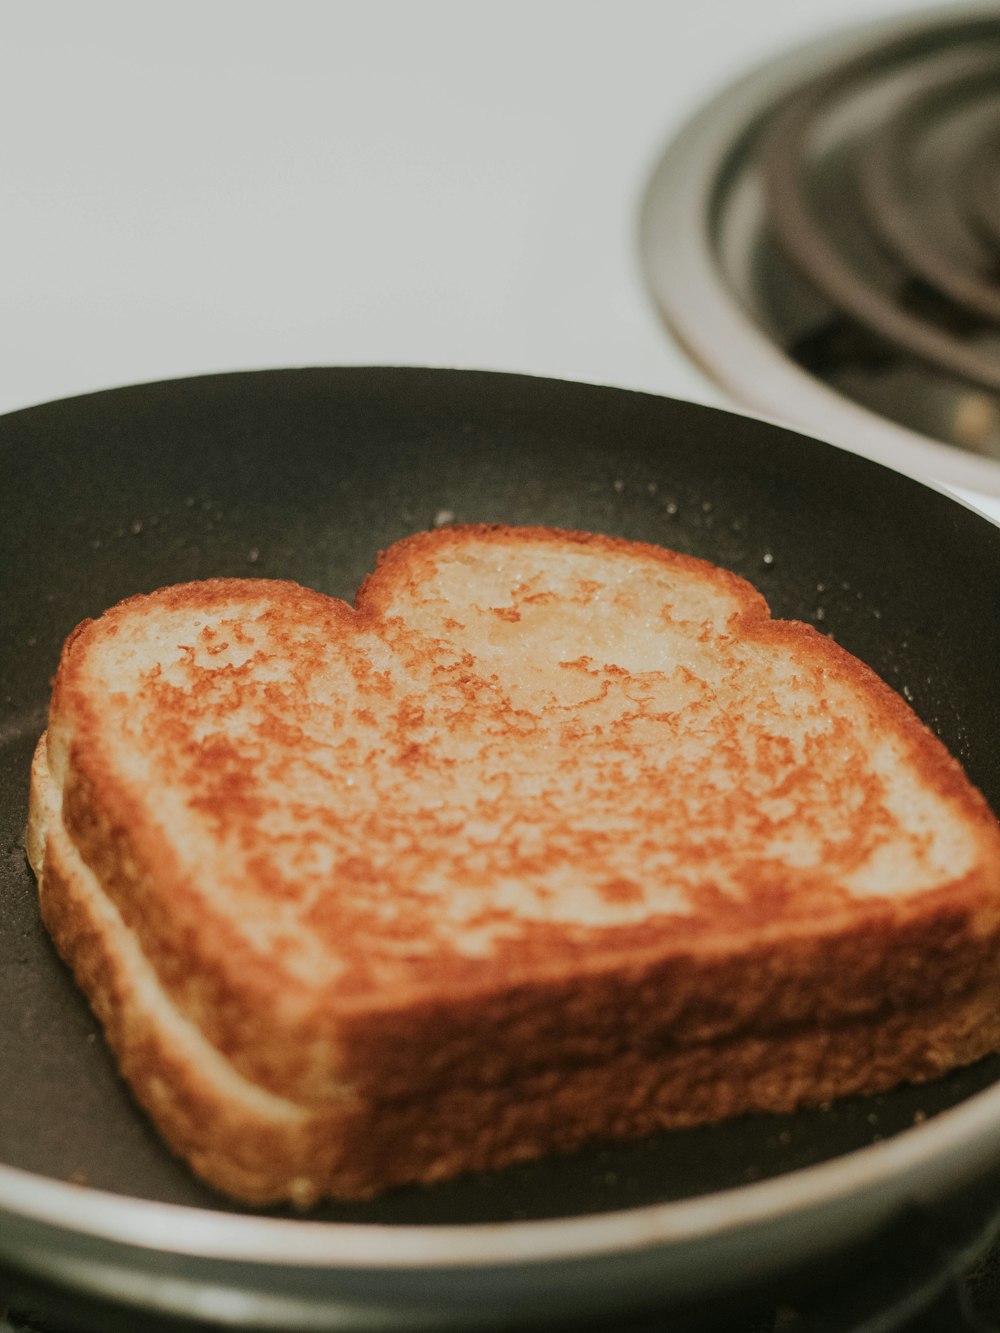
[27,524,1000,1202]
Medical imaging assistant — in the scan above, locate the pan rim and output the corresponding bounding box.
[5,1024,1000,1271]
[0,1075,999,1266]
[3,363,1000,1277]
[0,356,997,501]
[2,357,998,509]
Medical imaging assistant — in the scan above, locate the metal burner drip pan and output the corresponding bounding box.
[640,4,1000,497]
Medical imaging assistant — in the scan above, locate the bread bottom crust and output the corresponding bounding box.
[31,761,1000,1206]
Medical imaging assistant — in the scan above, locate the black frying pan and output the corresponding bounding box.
[3,367,1000,1331]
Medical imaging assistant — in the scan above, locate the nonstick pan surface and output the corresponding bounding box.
[2,366,1000,1329]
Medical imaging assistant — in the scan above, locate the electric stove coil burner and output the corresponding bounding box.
[968,131,1000,257]
[760,23,1000,407]
[640,7,1000,495]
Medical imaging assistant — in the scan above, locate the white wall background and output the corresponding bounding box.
[2,0,929,416]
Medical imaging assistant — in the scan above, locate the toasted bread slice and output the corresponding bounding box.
[27,525,1000,1204]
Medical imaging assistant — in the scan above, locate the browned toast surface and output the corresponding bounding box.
[27,524,1000,1201]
